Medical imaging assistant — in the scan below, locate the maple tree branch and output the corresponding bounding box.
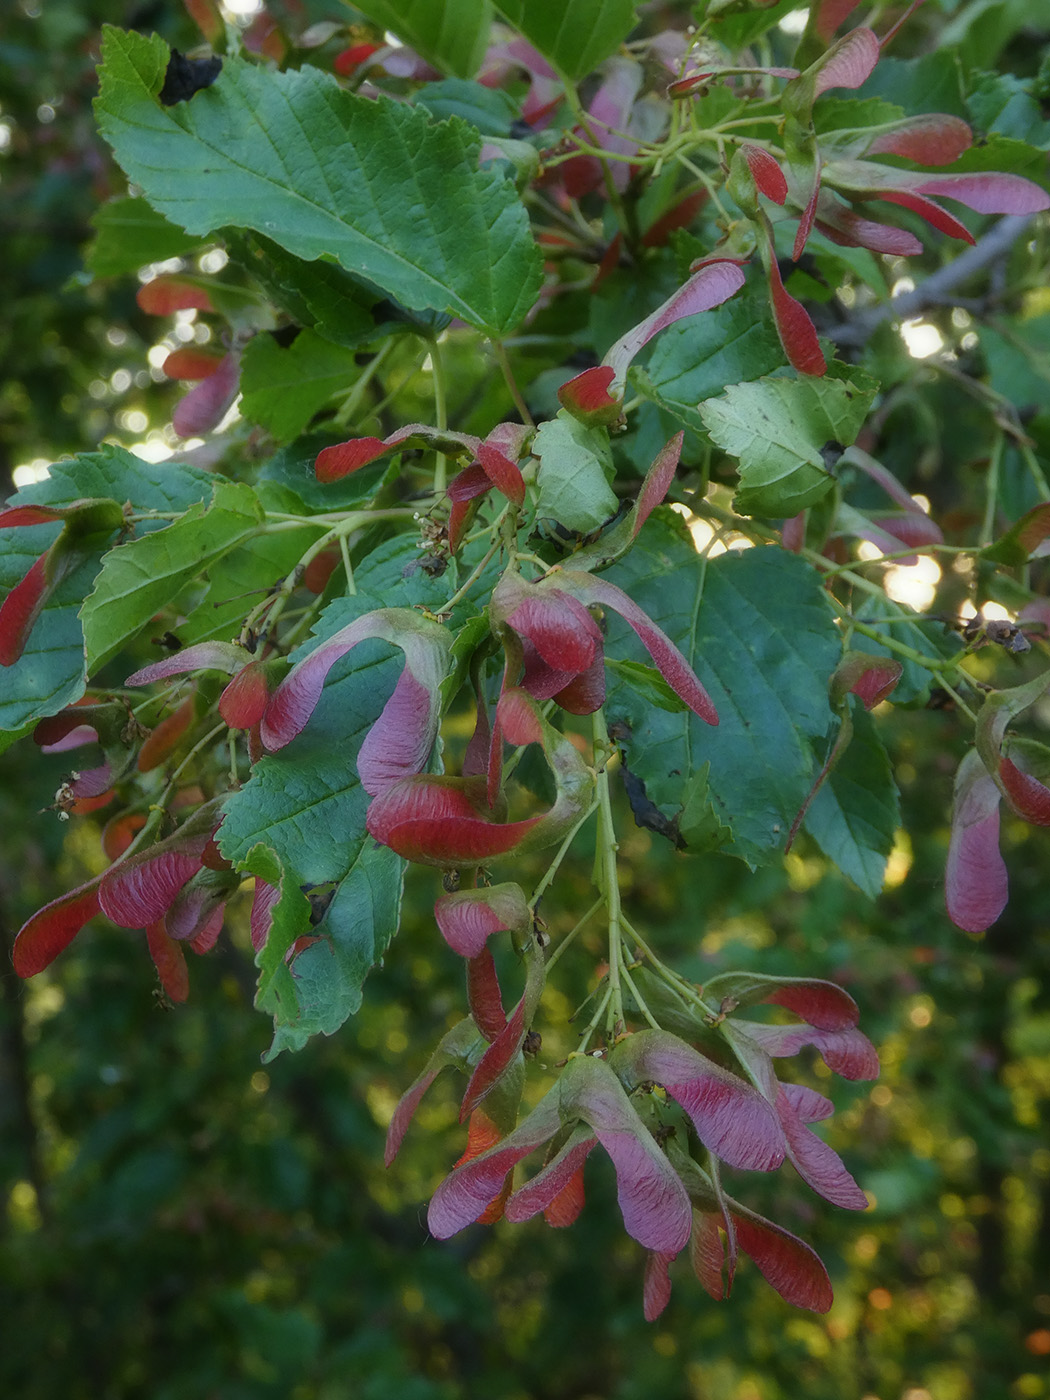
[829,214,1037,348]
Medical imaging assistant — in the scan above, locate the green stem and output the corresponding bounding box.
[1019,441,1050,504]
[672,154,732,220]
[261,513,341,527]
[492,339,535,428]
[130,678,187,718]
[576,987,612,1054]
[259,508,415,643]
[441,530,505,613]
[108,721,229,871]
[512,551,555,574]
[716,115,784,130]
[697,491,968,574]
[157,722,228,810]
[338,532,356,596]
[935,675,979,723]
[846,616,973,683]
[264,507,417,531]
[818,543,973,575]
[528,800,600,912]
[278,596,327,652]
[979,432,1004,546]
[544,896,603,974]
[619,960,662,1031]
[430,336,449,495]
[620,914,718,1018]
[562,84,634,241]
[334,339,395,429]
[524,189,598,243]
[592,710,625,1038]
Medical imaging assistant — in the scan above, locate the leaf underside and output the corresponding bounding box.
[700,373,876,518]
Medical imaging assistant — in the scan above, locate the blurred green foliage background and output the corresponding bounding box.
[2,2,1050,1398]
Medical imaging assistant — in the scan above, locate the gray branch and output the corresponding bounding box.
[828,214,1036,348]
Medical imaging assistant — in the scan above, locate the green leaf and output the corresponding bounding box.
[239,330,363,442]
[85,195,204,277]
[413,77,522,136]
[234,842,313,1052]
[603,520,840,864]
[803,705,900,898]
[979,316,1050,412]
[974,669,1050,777]
[937,0,1031,72]
[700,371,876,518]
[257,432,391,513]
[492,0,639,81]
[850,592,963,705]
[176,528,321,647]
[967,70,1050,148]
[442,612,493,709]
[231,232,418,348]
[676,763,732,852]
[813,96,907,138]
[803,227,887,299]
[709,0,803,51]
[352,0,493,78]
[0,720,36,759]
[95,28,542,337]
[639,292,785,433]
[935,134,1050,182]
[604,657,689,713]
[216,539,451,1054]
[268,849,405,1059]
[533,413,618,535]
[855,51,967,119]
[0,446,214,733]
[81,481,263,671]
[982,502,1050,565]
[0,534,95,736]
